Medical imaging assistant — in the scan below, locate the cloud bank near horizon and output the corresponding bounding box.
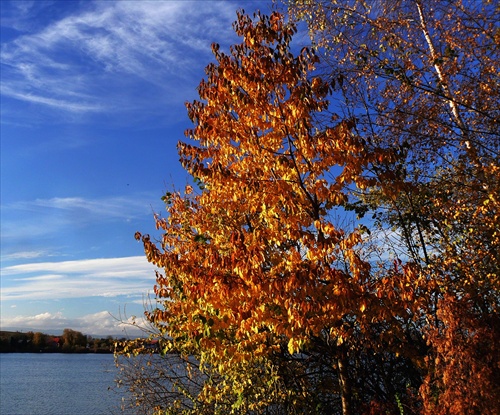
[1,255,161,335]
[1,309,152,337]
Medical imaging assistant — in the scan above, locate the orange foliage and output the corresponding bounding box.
[420,294,500,415]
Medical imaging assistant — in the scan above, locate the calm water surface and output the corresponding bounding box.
[0,353,129,415]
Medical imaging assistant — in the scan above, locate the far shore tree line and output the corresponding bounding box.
[0,329,118,353]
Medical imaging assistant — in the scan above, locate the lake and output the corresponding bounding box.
[0,353,131,415]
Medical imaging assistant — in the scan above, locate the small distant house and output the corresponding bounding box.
[47,337,61,349]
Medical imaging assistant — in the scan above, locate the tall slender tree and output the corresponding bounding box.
[285,0,500,413]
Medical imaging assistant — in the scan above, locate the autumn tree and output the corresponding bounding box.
[116,9,444,415]
[32,331,46,350]
[62,328,87,352]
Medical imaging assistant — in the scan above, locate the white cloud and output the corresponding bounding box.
[0,1,239,117]
[4,256,149,276]
[79,310,152,336]
[15,274,65,282]
[1,256,158,301]
[2,311,68,331]
[34,311,65,321]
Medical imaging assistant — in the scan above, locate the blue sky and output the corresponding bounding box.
[1,0,273,336]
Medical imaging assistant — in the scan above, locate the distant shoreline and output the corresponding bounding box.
[1,329,117,354]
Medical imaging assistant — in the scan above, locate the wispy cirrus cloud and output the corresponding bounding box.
[1,1,239,119]
[28,196,153,219]
[0,84,104,112]
[1,249,58,261]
